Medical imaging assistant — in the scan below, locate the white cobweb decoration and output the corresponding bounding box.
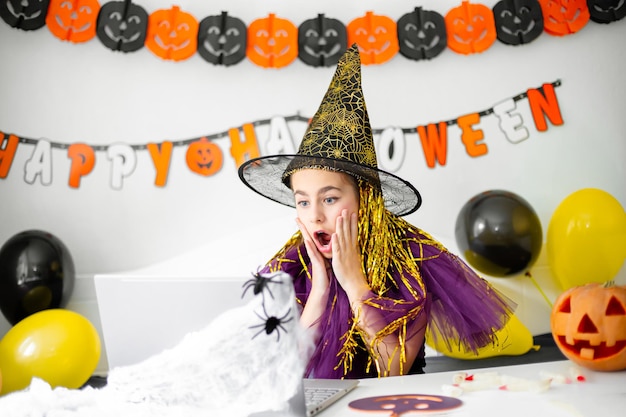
[0,271,310,417]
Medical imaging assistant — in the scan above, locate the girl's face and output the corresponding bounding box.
[291,169,359,258]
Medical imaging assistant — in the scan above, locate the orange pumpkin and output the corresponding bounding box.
[347,11,398,65]
[551,281,626,371]
[185,137,223,177]
[46,0,100,43]
[145,6,198,61]
[445,0,497,55]
[538,0,590,36]
[247,13,298,68]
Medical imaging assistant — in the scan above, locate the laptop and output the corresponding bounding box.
[94,274,358,416]
[94,274,252,369]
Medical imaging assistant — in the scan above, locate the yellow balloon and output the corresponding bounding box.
[547,188,626,290]
[0,309,101,395]
[426,314,536,359]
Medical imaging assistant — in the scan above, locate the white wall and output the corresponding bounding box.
[0,0,625,374]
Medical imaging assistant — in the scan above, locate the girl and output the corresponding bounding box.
[238,45,515,379]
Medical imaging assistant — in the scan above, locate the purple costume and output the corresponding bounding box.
[262,226,515,379]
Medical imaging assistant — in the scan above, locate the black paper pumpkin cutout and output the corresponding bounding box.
[397,7,447,60]
[493,0,544,45]
[0,0,50,30]
[96,0,148,52]
[298,14,347,67]
[587,0,626,23]
[197,11,247,66]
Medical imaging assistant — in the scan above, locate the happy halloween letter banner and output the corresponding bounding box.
[0,80,563,190]
[0,0,624,67]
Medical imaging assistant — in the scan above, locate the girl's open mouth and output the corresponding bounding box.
[315,231,332,249]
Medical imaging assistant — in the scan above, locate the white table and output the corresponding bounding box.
[327,360,625,416]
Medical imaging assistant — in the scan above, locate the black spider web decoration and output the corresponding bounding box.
[243,272,294,342]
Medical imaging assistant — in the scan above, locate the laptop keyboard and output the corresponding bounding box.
[304,386,343,407]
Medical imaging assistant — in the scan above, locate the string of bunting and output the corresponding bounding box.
[1,0,624,67]
[0,80,563,189]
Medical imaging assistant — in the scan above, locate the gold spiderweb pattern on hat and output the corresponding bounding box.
[298,47,378,169]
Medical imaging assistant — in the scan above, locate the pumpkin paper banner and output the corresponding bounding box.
[96,0,148,53]
[1,1,623,64]
[46,0,100,43]
[247,13,299,68]
[0,80,562,190]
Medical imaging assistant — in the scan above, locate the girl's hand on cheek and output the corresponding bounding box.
[296,218,329,293]
[332,210,369,299]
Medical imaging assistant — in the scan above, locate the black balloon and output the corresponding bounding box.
[0,230,75,324]
[455,190,542,277]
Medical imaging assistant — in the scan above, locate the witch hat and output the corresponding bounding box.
[238,44,421,216]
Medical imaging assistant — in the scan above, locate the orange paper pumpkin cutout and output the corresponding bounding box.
[445,0,497,54]
[146,6,198,61]
[185,137,223,177]
[539,0,590,36]
[247,13,298,68]
[551,282,626,372]
[46,0,100,43]
[347,11,399,65]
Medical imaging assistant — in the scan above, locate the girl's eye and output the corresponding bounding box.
[324,197,337,204]
[296,200,309,208]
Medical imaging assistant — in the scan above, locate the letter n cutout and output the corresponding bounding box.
[527,83,564,132]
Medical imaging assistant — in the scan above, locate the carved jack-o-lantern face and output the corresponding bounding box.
[96,0,147,52]
[493,0,544,45]
[247,13,298,68]
[551,282,626,371]
[197,11,247,66]
[445,0,497,54]
[347,11,399,65]
[0,0,50,30]
[46,0,100,43]
[185,138,223,177]
[539,0,590,35]
[146,6,198,61]
[397,7,447,61]
[587,0,626,23]
[298,14,347,67]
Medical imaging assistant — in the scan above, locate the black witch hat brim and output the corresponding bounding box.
[238,154,422,216]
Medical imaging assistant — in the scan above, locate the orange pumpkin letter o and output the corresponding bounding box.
[185,138,223,177]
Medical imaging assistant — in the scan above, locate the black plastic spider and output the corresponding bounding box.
[250,304,293,342]
[241,271,283,298]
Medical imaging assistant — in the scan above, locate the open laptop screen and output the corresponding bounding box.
[94,274,250,370]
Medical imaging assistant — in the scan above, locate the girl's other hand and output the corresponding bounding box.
[296,217,329,294]
[332,210,369,301]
